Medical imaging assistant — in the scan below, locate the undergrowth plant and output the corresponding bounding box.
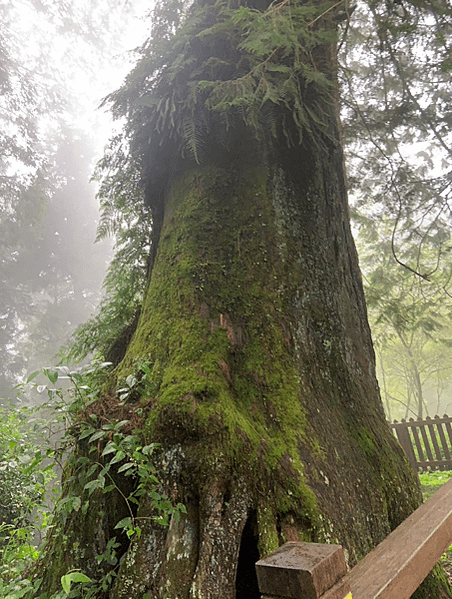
[0,362,185,599]
[0,381,60,598]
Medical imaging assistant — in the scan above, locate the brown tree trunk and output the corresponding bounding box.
[110,126,442,598]
[34,9,451,599]
[397,330,426,418]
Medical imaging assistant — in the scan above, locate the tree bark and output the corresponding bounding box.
[34,10,451,599]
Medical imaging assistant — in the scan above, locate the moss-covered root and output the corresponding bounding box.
[110,478,252,599]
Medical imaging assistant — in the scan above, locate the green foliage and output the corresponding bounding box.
[0,0,139,392]
[105,0,338,194]
[65,137,151,363]
[0,1,63,389]
[0,363,185,599]
[193,1,336,136]
[419,470,452,502]
[345,0,452,416]
[342,0,452,280]
[341,2,452,420]
[354,213,452,419]
[61,571,92,595]
[375,333,452,420]
[69,415,185,531]
[0,407,50,535]
[0,393,60,599]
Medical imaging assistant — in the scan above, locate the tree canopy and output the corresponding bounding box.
[341,1,452,416]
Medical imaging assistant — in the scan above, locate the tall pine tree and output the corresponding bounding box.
[35,1,452,597]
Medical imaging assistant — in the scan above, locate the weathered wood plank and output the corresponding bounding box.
[410,424,425,462]
[426,417,443,460]
[393,424,417,470]
[420,423,434,461]
[417,460,452,470]
[390,415,452,427]
[389,415,452,470]
[435,417,451,461]
[322,478,452,599]
[444,417,452,449]
[255,542,349,599]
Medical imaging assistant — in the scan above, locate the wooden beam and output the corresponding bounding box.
[322,478,452,599]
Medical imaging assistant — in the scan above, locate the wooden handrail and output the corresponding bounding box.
[256,478,452,599]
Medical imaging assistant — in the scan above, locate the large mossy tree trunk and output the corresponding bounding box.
[40,134,447,599]
[36,12,450,599]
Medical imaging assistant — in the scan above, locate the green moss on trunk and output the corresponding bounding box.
[34,68,450,599]
[106,132,449,597]
[118,152,323,543]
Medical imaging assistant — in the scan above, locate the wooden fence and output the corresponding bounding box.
[388,414,452,471]
[255,478,452,598]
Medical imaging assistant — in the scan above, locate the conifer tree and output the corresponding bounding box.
[36,1,452,597]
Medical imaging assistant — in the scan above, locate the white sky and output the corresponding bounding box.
[9,0,151,158]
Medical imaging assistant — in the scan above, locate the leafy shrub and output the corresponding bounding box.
[0,393,59,598]
[0,363,185,598]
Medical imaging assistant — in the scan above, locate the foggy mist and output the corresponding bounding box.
[0,0,149,396]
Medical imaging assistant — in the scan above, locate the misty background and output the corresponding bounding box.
[0,0,150,397]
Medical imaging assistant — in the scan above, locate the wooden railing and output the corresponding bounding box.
[388,414,452,471]
[255,478,452,599]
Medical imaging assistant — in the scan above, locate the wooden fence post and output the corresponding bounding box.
[392,419,417,470]
[255,542,351,599]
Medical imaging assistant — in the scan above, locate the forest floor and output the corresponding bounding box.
[419,471,452,584]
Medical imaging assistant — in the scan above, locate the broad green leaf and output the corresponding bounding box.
[114,517,132,530]
[43,368,59,384]
[89,430,107,443]
[26,370,40,383]
[61,571,92,594]
[102,441,119,456]
[110,449,126,464]
[84,479,103,495]
[126,374,137,387]
[78,426,95,440]
[117,462,135,473]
